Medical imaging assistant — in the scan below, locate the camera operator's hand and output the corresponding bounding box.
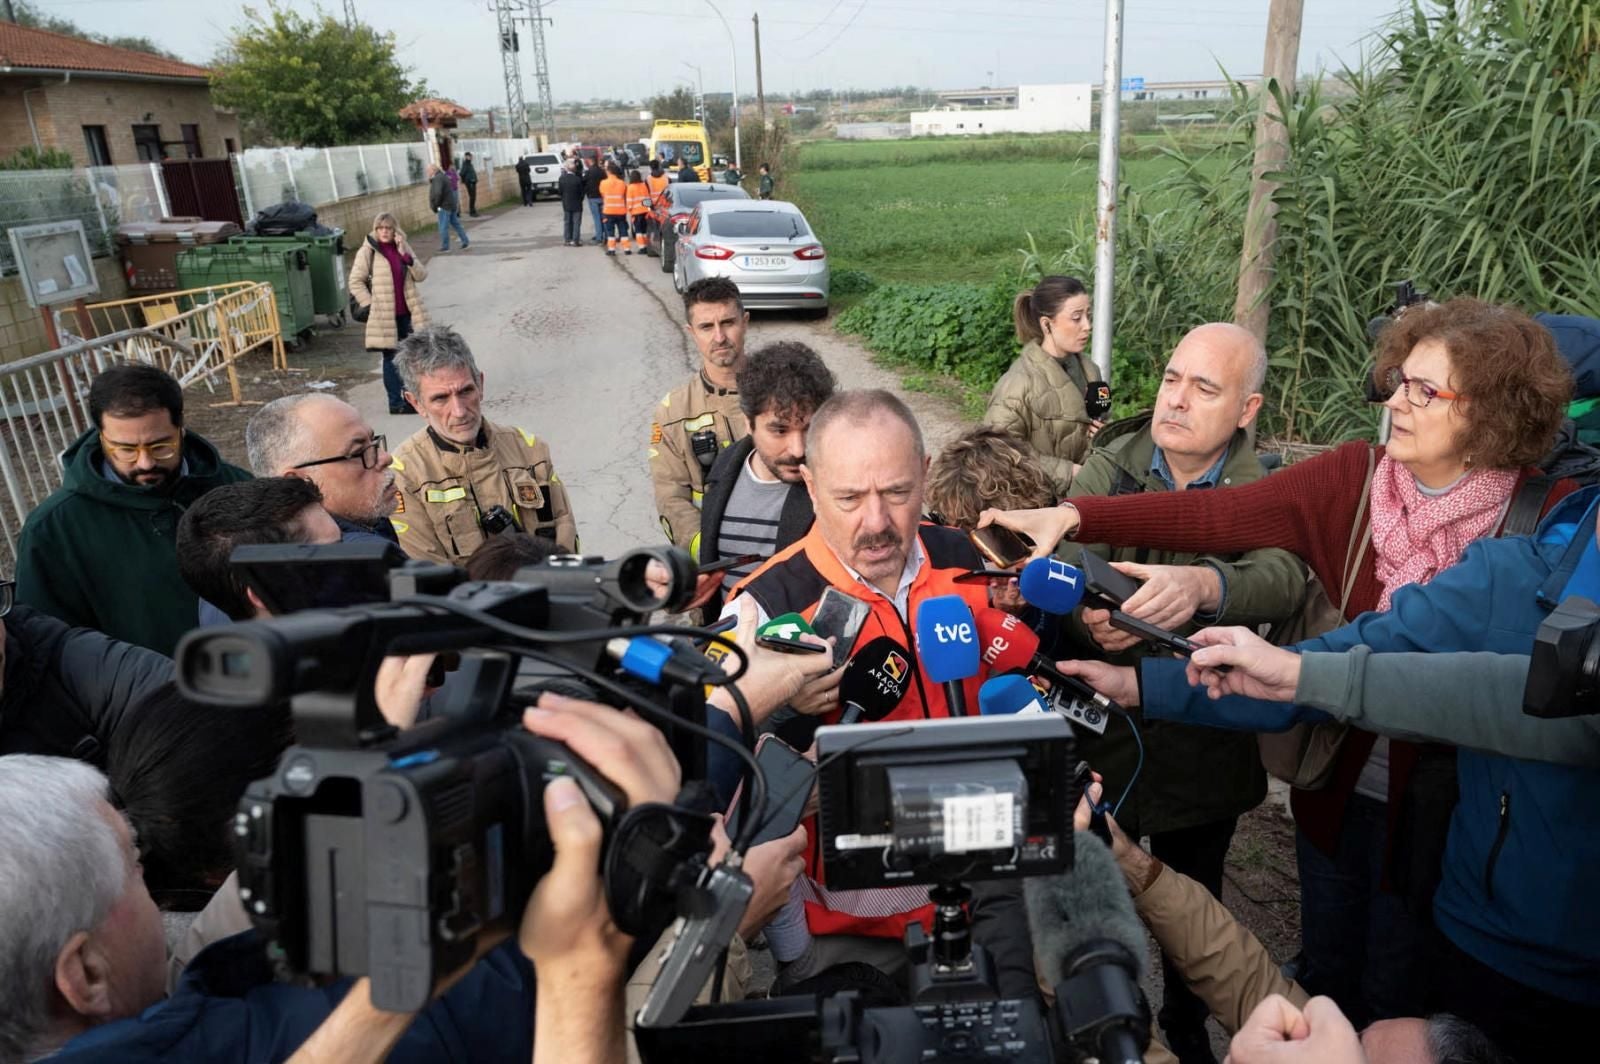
[1186,627,1303,702]
[1226,995,1365,1064]
[1053,658,1140,706]
[976,505,1079,563]
[374,653,438,729]
[708,598,836,726]
[1114,561,1220,631]
[522,692,681,807]
[1081,605,1143,654]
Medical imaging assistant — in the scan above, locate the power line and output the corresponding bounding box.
[805,0,868,61]
[791,0,847,42]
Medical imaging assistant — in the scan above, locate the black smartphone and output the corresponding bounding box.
[755,634,829,655]
[970,525,1034,569]
[726,736,814,847]
[810,587,870,667]
[697,552,763,576]
[1107,610,1228,671]
[1077,547,1143,608]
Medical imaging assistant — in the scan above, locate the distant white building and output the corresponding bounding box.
[909,83,1091,136]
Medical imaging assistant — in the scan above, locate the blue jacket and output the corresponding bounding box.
[1138,485,1600,1006]
[48,930,535,1062]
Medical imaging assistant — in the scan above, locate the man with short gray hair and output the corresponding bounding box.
[245,393,403,543]
[389,325,577,565]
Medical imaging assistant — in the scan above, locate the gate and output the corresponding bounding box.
[161,159,245,227]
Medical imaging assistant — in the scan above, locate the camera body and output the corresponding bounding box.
[177,546,711,1012]
[1524,595,1600,718]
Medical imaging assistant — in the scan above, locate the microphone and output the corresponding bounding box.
[913,594,981,717]
[1018,557,1090,615]
[1025,832,1151,1064]
[973,607,1118,715]
[838,636,911,724]
[978,673,1049,716]
[1084,380,1112,421]
[758,612,816,642]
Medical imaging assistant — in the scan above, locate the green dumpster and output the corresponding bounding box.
[176,245,316,341]
[227,230,348,325]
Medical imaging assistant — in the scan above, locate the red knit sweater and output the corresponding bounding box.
[1069,440,1576,867]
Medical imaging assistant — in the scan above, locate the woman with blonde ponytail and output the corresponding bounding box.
[982,275,1100,495]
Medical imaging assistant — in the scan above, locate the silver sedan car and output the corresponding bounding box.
[672,200,829,315]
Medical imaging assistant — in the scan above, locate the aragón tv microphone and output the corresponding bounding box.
[1084,380,1113,421]
[914,594,980,717]
[1025,831,1152,1064]
[838,635,911,724]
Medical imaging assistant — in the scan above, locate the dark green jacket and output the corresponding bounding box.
[15,429,251,656]
[460,159,477,185]
[1062,412,1306,836]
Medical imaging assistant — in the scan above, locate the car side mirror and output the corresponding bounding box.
[674,220,689,234]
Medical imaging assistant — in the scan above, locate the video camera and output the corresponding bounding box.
[635,713,1143,1064]
[175,543,754,1013]
[1364,279,1433,402]
[1524,595,1600,718]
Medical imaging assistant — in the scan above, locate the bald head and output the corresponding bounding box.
[805,389,925,475]
[1151,322,1268,468]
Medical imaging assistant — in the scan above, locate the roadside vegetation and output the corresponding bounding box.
[794,0,1600,442]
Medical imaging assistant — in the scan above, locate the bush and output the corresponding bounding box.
[836,280,1016,386]
[829,268,877,296]
[0,146,74,171]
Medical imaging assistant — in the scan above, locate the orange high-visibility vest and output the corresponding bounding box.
[601,177,627,216]
[626,181,651,216]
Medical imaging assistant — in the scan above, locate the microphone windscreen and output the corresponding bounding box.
[758,612,816,640]
[1024,831,1148,984]
[913,594,980,684]
[1018,557,1088,616]
[1084,380,1112,420]
[974,607,1042,674]
[978,673,1048,716]
[839,636,911,720]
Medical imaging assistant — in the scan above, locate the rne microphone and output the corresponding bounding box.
[973,607,1119,716]
[913,594,980,717]
[978,673,1049,716]
[1018,557,1090,615]
[838,636,911,725]
[1025,831,1151,1064]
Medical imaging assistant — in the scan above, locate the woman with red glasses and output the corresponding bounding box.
[980,297,1576,1029]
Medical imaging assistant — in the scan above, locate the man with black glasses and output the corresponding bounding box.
[246,393,403,544]
[14,364,250,656]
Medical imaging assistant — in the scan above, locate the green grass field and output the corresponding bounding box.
[784,133,1222,285]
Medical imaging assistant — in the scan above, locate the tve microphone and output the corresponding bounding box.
[973,608,1119,727]
[1018,557,1089,615]
[1024,832,1151,1064]
[978,673,1049,716]
[913,594,980,717]
[1084,380,1113,421]
[838,636,911,724]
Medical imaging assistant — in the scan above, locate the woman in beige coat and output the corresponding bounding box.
[982,274,1100,496]
[348,211,429,414]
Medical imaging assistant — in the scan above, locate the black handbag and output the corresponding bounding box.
[349,294,370,323]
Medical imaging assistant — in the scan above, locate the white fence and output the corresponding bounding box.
[0,163,168,273]
[233,137,538,218]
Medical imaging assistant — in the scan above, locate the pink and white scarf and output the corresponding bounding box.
[1367,455,1519,611]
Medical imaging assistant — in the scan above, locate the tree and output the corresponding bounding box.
[210,4,422,147]
[14,0,181,60]
[644,86,724,136]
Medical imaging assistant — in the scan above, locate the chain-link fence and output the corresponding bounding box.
[234,138,539,218]
[0,164,167,274]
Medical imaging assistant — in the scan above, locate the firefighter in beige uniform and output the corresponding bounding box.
[390,324,578,566]
[649,277,752,561]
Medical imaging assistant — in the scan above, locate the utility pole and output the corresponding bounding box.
[1232,0,1305,343]
[528,0,557,144]
[495,0,528,139]
[342,0,357,28]
[753,13,766,129]
[1089,0,1125,383]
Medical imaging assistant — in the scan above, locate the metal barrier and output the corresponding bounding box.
[0,327,203,574]
[54,281,289,405]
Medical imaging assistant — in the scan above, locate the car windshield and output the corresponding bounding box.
[707,212,810,239]
[659,140,705,166]
[672,186,749,209]
[530,156,559,165]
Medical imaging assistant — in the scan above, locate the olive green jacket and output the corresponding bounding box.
[1061,413,1307,836]
[982,340,1093,496]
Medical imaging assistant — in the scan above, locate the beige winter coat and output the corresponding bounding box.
[347,225,429,350]
[982,340,1093,496]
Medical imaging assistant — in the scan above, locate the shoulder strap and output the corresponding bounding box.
[1338,447,1377,613]
[1499,474,1558,539]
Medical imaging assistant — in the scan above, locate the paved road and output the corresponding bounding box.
[351,201,967,559]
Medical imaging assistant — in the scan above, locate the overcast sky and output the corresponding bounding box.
[61,0,1415,110]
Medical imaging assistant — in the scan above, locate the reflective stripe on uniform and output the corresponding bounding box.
[391,520,410,534]
[516,428,538,448]
[690,488,704,509]
[426,486,468,503]
[689,530,701,564]
[390,457,405,472]
[684,413,716,432]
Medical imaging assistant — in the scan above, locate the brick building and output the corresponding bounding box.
[0,23,239,166]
